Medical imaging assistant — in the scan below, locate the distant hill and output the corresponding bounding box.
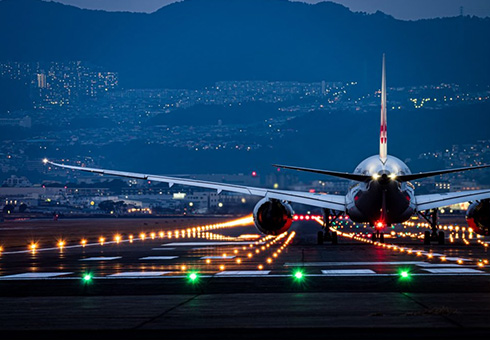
[1,0,489,89]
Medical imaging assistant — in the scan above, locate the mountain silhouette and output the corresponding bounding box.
[1,0,489,89]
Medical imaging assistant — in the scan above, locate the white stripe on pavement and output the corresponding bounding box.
[79,257,122,261]
[0,272,73,279]
[321,269,376,276]
[108,271,171,277]
[139,256,178,260]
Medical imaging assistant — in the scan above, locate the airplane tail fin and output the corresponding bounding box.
[379,54,388,164]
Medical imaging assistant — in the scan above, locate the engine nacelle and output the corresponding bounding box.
[253,198,294,235]
[466,199,490,236]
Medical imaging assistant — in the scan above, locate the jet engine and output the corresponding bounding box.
[252,198,294,235]
[466,199,490,236]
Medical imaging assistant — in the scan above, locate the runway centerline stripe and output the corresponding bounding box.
[321,269,377,276]
[0,272,73,279]
[284,261,427,267]
[79,256,122,261]
[139,256,178,260]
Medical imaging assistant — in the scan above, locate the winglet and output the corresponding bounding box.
[379,54,388,164]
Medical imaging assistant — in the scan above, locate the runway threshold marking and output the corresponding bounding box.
[321,269,376,276]
[79,257,122,261]
[284,261,427,267]
[139,256,178,260]
[0,272,73,279]
[108,271,171,277]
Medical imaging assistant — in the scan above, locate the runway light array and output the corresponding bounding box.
[313,217,487,268]
[0,215,254,255]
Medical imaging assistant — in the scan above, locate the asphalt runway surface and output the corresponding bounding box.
[1,215,490,339]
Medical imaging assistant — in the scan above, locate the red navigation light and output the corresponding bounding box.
[252,171,257,177]
[376,221,384,229]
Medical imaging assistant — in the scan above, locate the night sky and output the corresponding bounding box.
[49,0,490,19]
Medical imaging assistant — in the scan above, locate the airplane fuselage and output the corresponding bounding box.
[346,155,416,227]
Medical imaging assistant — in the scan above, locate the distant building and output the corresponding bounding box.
[36,73,46,88]
[2,175,32,188]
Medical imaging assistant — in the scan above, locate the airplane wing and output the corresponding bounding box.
[45,160,346,212]
[416,189,490,211]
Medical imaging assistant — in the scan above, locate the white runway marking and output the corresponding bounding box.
[416,263,466,268]
[284,261,426,267]
[444,257,471,262]
[321,269,377,276]
[139,256,178,260]
[79,257,122,261]
[192,247,215,250]
[0,272,73,279]
[162,242,259,246]
[201,256,236,259]
[422,268,484,274]
[216,271,271,276]
[108,271,170,277]
[152,248,176,251]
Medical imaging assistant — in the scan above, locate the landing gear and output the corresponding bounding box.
[317,231,324,245]
[420,209,445,245]
[372,231,385,243]
[317,209,340,245]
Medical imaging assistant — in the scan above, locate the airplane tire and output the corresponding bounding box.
[372,233,377,242]
[332,232,338,245]
[424,231,431,245]
[438,231,445,245]
[379,233,385,243]
[317,231,324,245]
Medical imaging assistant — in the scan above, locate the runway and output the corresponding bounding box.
[1,215,490,338]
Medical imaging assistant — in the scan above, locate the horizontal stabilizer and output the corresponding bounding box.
[272,164,370,182]
[398,164,490,182]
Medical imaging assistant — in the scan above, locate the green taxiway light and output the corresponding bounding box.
[294,270,304,280]
[399,270,410,279]
[188,272,199,282]
[82,274,92,282]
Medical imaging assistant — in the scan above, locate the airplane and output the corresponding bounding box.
[44,55,490,245]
